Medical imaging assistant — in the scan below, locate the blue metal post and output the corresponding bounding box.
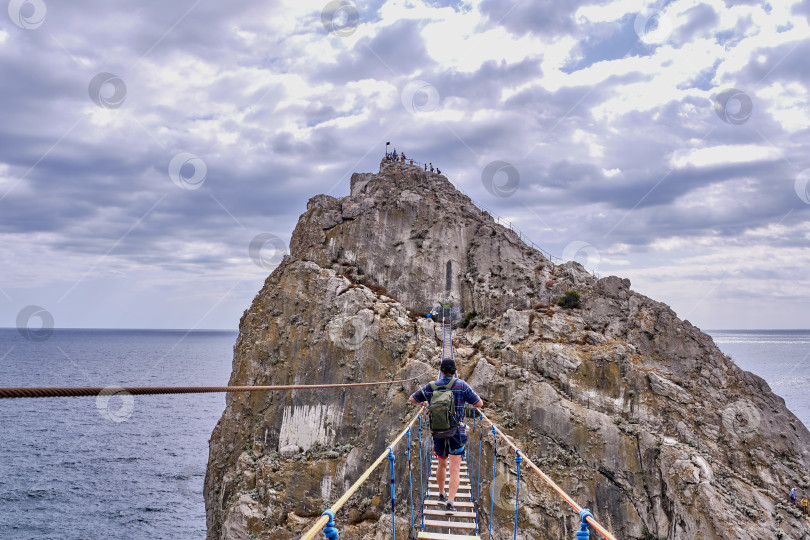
[388,447,397,540]
[475,414,483,535]
[321,509,339,539]
[476,416,484,502]
[417,414,425,531]
[577,509,594,540]
[467,405,474,502]
[513,451,523,540]
[418,417,424,492]
[419,414,425,514]
[407,428,415,540]
[488,426,497,540]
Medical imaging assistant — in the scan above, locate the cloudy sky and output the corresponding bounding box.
[1,0,809,332]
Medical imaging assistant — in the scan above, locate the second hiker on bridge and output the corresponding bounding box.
[409,357,483,514]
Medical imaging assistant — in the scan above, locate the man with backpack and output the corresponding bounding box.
[409,357,483,513]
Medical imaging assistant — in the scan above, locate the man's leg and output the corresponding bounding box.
[447,453,462,502]
[435,456,448,496]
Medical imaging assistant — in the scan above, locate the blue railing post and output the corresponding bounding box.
[407,428,415,540]
[321,509,339,539]
[476,414,483,500]
[388,447,396,540]
[418,414,425,531]
[577,509,594,540]
[475,414,483,535]
[513,451,523,540]
[467,406,474,503]
[488,426,497,540]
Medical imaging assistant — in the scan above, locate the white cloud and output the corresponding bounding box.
[1,0,810,330]
[712,6,810,84]
[669,145,781,169]
[572,128,604,158]
[575,0,646,24]
[759,82,810,134]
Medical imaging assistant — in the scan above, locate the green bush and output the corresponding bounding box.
[460,311,477,328]
[557,290,581,309]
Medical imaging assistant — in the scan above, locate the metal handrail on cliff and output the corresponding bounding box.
[480,411,616,540]
[299,408,424,540]
[381,157,601,279]
[0,374,431,400]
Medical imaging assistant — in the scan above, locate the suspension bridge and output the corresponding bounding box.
[1,306,616,540]
[300,305,615,540]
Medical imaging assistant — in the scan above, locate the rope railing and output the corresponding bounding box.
[380,156,601,279]
[299,408,424,540]
[0,374,431,400]
[480,410,617,540]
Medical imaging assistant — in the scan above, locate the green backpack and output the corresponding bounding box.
[428,377,459,438]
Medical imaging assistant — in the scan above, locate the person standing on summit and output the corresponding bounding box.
[409,358,483,514]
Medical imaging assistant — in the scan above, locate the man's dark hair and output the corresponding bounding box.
[440,357,456,375]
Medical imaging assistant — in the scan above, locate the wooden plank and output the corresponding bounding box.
[423,500,474,508]
[429,491,471,497]
[423,519,477,530]
[429,478,471,483]
[423,509,477,518]
[417,532,480,540]
[429,479,471,484]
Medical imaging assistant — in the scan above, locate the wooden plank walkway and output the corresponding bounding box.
[417,458,479,540]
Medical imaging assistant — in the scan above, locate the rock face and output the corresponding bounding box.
[205,160,810,540]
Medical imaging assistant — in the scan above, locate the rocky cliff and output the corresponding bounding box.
[205,159,810,540]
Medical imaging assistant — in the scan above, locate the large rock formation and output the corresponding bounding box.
[205,159,810,540]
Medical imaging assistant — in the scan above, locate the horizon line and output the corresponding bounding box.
[2,327,810,332]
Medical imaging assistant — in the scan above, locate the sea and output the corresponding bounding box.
[0,329,236,540]
[0,328,808,540]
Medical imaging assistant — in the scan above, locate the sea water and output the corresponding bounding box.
[0,329,235,540]
[0,328,807,539]
[708,329,810,430]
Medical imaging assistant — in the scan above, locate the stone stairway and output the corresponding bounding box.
[417,459,479,540]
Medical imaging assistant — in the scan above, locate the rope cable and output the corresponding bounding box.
[299,409,422,540]
[480,411,616,540]
[0,372,431,400]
